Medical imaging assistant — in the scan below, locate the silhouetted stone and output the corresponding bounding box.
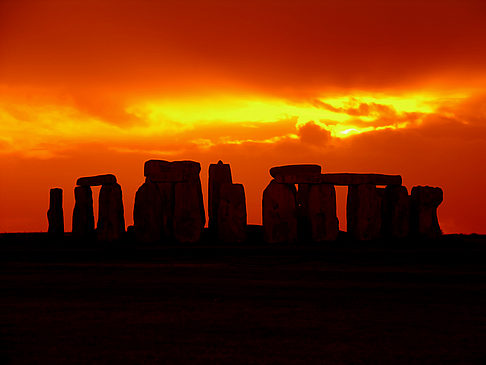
[173,181,205,243]
[382,185,410,238]
[195,177,206,228]
[209,160,233,231]
[72,186,95,237]
[76,174,117,186]
[271,164,322,184]
[47,188,64,237]
[347,184,382,240]
[308,184,339,242]
[410,186,443,238]
[296,184,312,242]
[133,181,174,243]
[320,173,402,186]
[217,183,247,243]
[263,180,298,243]
[144,160,201,182]
[97,183,125,241]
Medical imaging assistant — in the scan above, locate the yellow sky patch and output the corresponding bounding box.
[0,91,470,157]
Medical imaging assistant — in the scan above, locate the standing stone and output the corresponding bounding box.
[72,186,95,237]
[410,186,443,238]
[157,182,176,240]
[133,181,174,243]
[144,160,201,182]
[217,183,247,243]
[97,183,125,241]
[173,181,205,243]
[209,160,233,231]
[347,184,382,240]
[47,188,64,237]
[296,184,313,242]
[263,180,298,243]
[195,177,206,229]
[382,185,410,238]
[308,184,339,242]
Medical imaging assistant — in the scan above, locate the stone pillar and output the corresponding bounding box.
[72,186,95,237]
[410,186,443,238]
[173,181,205,243]
[308,184,339,242]
[47,188,64,237]
[346,184,382,240]
[382,185,410,238]
[208,160,233,232]
[296,183,312,242]
[97,183,125,241]
[136,159,205,244]
[195,177,206,229]
[262,180,298,243]
[133,181,174,243]
[217,183,247,243]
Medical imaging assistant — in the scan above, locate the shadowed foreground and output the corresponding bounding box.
[1,234,486,364]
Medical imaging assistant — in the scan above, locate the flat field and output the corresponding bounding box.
[1,233,486,364]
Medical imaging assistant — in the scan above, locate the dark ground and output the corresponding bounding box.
[1,232,486,364]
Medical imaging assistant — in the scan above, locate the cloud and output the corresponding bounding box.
[297,121,332,146]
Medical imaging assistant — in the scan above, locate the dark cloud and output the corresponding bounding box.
[297,121,332,146]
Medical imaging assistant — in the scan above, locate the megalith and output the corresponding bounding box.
[77,174,117,186]
[263,179,298,243]
[47,188,64,237]
[410,186,443,238]
[382,185,410,238]
[97,183,125,241]
[320,173,402,186]
[307,184,339,242]
[296,183,312,242]
[208,160,233,231]
[173,181,205,243]
[270,164,322,184]
[72,185,95,237]
[134,181,166,243]
[144,160,201,182]
[347,184,382,240]
[217,183,247,243]
[135,159,205,244]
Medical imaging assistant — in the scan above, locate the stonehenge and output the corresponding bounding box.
[133,181,173,243]
[173,181,205,243]
[410,186,443,238]
[320,173,402,186]
[208,160,233,231]
[47,188,64,237]
[77,174,117,186]
[72,174,125,241]
[347,184,382,240]
[218,183,247,243]
[144,160,201,182]
[72,185,95,238]
[263,180,298,243]
[262,164,443,243]
[97,183,125,241]
[307,184,339,242]
[271,164,322,184]
[58,160,443,244]
[382,185,410,238]
[134,160,205,243]
[208,160,248,243]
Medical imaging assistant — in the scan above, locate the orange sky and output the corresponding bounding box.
[1,0,486,234]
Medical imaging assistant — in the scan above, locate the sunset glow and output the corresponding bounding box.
[1,0,486,234]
